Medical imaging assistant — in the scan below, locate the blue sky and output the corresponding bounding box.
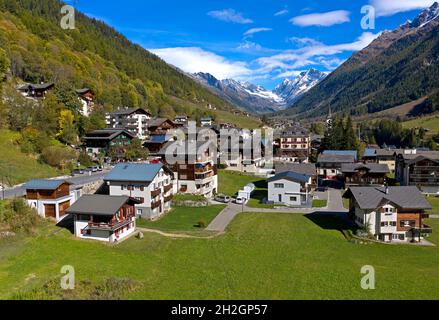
[72,0,437,89]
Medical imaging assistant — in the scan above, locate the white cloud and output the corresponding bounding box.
[207,9,253,24]
[243,27,272,37]
[274,9,289,16]
[149,47,252,80]
[237,41,263,50]
[370,0,436,17]
[255,32,380,76]
[288,37,323,47]
[290,10,351,27]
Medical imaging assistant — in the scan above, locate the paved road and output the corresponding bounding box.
[207,189,348,232]
[1,171,109,200]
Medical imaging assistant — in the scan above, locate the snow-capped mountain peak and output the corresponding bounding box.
[411,2,439,28]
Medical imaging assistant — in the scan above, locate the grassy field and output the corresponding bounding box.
[136,205,226,231]
[402,114,439,137]
[0,130,60,186]
[217,170,264,196]
[427,196,439,214]
[312,200,327,208]
[1,213,439,299]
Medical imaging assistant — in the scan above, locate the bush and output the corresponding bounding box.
[197,219,207,228]
[40,145,76,168]
[0,199,40,234]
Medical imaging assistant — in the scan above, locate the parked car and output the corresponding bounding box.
[72,169,85,175]
[86,166,98,173]
[97,166,103,172]
[235,196,247,205]
[215,194,231,203]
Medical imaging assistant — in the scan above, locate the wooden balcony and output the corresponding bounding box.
[151,200,161,209]
[164,183,173,193]
[151,188,161,198]
[164,195,173,202]
[86,218,133,232]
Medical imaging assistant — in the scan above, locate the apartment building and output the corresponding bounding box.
[106,108,152,140]
[277,127,311,163]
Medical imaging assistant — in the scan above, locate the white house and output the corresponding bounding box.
[343,186,433,243]
[66,195,139,243]
[25,179,81,222]
[200,117,213,127]
[106,108,152,140]
[105,163,174,220]
[267,171,312,207]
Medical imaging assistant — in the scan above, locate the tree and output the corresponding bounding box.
[123,138,148,161]
[57,109,78,145]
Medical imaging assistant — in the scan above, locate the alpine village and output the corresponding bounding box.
[0,0,439,300]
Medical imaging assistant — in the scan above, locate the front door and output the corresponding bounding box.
[278,194,282,203]
[44,204,56,218]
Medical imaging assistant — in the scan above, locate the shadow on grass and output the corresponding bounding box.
[56,214,74,234]
[305,212,358,238]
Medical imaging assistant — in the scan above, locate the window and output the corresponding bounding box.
[290,196,298,202]
[180,174,187,180]
[274,183,284,189]
[400,220,416,228]
[140,186,144,191]
[121,185,126,190]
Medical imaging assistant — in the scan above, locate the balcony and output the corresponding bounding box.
[151,200,162,209]
[85,218,133,232]
[151,188,161,198]
[164,195,173,202]
[164,183,173,193]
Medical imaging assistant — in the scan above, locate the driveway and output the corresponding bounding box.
[207,189,348,232]
[1,171,110,200]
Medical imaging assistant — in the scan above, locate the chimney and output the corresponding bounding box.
[385,181,389,194]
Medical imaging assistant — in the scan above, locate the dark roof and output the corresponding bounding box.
[201,117,213,121]
[157,139,217,157]
[109,108,151,116]
[344,186,432,210]
[323,150,358,161]
[281,126,309,136]
[275,162,316,176]
[341,163,390,174]
[317,154,356,164]
[84,129,135,140]
[400,151,439,162]
[25,179,71,190]
[75,88,92,94]
[66,195,137,216]
[18,83,54,91]
[148,118,174,128]
[268,171,311,184]
[105,163,164,182]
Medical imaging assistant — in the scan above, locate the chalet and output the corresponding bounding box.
[25,179,81,221]
[76,88,94,117]
[343,186,432,243]
[396,150,439,194]
[106,108,152,140]
[363,148,404,173]
[276,126,311,163]
[148,118,177,136]
[200,117,213,127]
[274,162,317,188]
[66,195,139,243]
[144,134,174,154]
[317,151,357,180]
[341,163,390,187]
[267,171,312,207]
[105,163,174,220]
[17,83,54,99]
[157,140,218,197]
[84,129,135,158]
[173,115,188,126]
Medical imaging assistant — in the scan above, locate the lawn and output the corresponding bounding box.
[312,200,327,208]
[217,170,264,196]
[427,196,439,215]
[136,205,226,231]
[402,114,439,137]
[0,130,60,186]
[2,213,439,299]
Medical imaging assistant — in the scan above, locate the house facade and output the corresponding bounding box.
[25,179,80,221]
[76,88,95,117]
[66,195,139,243]
[105,163,174,220]
[276,127,311,163]
[344,186,432,243]
[158,140,218,197]
[341,163,390,187]
[317,152,357,181]
[106,108,152,140]
[84,129,135,159]
[267,171,312,207]
[396,151,439,194]
[17,83,54,99]
[274,162,317,188]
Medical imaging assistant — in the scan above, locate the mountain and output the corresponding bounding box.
[273,69,327,105]
[193,69,326,114]
[0,0,254,124]
[281,2,439,119]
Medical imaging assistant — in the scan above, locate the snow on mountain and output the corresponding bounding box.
[193,69,326,114]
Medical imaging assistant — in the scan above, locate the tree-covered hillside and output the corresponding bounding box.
[0,0,236,116]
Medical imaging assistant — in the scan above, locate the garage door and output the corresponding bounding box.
[44,204,56,218]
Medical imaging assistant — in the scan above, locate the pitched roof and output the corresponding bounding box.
[156,139,217,157]
[105,163,164,182]
[25,179,71,190]
[268,171,311,184]
[84,129,135,140]
[400,151,439,162]
[275,162,316,176]
[75,88,92,94]
[109,108,151,116]
[317,154,356,164]
[344,186,432,210]
[323,150,358,161]
[65,195,136,216]
[148,118,174,128]
[341,163,390,174]
[18,83,54,91]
